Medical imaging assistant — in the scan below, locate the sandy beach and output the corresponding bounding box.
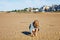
[0,12,60,40]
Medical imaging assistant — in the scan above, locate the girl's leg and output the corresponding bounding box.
[35,28,38,36]
[31,29,35,37]
[31,32,34,37]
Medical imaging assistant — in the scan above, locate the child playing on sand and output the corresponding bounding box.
[29,20,39,37]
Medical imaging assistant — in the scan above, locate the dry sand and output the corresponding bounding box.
[0,12,60,40]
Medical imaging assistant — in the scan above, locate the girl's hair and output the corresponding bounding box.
[33,20,39,28]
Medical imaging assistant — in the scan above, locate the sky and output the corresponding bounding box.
[0,0,60,11]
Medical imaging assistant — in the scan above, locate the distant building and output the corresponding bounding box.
[39,5,60,12]
[26,7,32,12]
[27,7,39,12]
[39,6,51,12]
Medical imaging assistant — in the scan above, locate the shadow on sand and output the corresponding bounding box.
[22,31,31,36]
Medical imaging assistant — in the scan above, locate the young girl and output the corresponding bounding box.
[29,20,40,37]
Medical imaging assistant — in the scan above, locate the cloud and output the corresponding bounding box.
[0,0,24,11]
[0,0,60,11]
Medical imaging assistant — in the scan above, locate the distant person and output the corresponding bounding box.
[29,20,40,37]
